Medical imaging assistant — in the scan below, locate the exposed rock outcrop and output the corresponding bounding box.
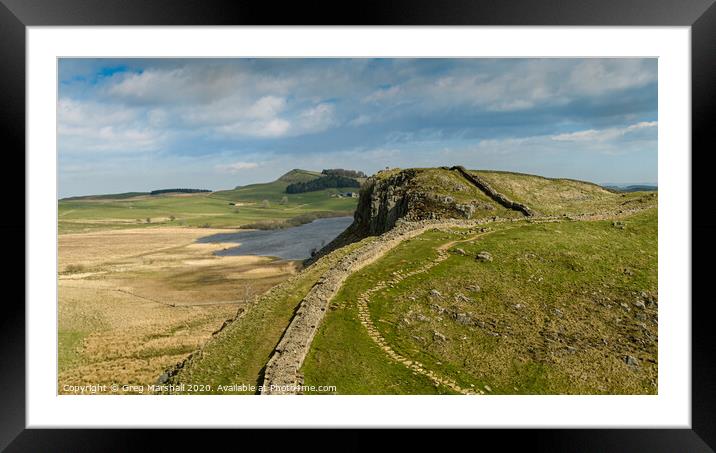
[307,167,534,265]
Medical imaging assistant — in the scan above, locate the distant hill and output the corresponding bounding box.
[61,192,149,201]
[61,188,212,201]
[149,188,211,196]
[58,169,359,233]
[212,169,359,205]
[604,184,658,192]
[277,169,323,184]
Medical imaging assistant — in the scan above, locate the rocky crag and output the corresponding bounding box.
[307,166,533,264]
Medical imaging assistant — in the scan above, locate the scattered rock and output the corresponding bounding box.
[475,251,493,262]
[430,303,446,314]
[624,355,640,367]
[454,312,472,325]
[433,331,447,342]
[513,303,523,309]
[454,293,473,303]
[467,284,481,292]
[453,247,467,255]
[415,313,430,322]
[429,289,442,298]
[484,385,492,392]
[634,300,646,309]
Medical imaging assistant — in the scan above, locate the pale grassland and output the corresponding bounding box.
[58,227,299,394]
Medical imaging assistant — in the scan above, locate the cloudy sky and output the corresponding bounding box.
[58,58,657,197]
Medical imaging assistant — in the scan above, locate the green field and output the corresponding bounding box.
[165,237,375,394]
[58,169,359,234]
[301,208,657,394]
[138,167,657,395]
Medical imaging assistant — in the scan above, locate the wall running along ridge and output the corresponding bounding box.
[450,166,536,217]
[306,167,534,266]
[260,216,511,394]
[156,199,653,391]
[260,201,655,395]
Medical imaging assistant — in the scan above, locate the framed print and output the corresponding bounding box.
[3,0,715,450]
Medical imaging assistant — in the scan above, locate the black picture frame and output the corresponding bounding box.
[2,0,714,450]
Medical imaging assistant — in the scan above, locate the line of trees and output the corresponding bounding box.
[321,168,367,178]
[285,175,360,194]
[149,188,211,196]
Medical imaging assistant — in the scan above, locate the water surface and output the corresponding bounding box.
[197,216,353,260]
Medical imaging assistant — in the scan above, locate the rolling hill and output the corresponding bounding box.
[161,166,658,395]
[58,169,360,234]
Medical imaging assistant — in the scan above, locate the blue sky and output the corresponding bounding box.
[58,58,657,197]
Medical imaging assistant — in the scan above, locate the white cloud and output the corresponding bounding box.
[552,121,657,142]
[216,118,292,138]
[215,161,260,173]
[58,98,165,153]
[296,103,337,133]
[349,114,373,126]
[566,59,656,97]
[364,85,401,103]
[58,58,657,195]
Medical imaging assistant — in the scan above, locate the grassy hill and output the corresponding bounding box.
[470,170,656,216]
[62,191,150,201]
[301,209,657,394]
[58,169,358,234]
[165,167,658,394]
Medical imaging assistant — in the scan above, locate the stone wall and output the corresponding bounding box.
[450,166,536,217]
[261,217,502,394]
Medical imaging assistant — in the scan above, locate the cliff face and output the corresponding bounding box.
[352,167,510,235]
[353,170,413,235]
[305,167,530,264]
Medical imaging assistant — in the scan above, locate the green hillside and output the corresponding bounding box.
[302,209,657,394]
[165,167,658,395]
[58,169,358,234]
[471,170,655,216]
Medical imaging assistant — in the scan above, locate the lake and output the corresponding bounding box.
[197,216,354,260]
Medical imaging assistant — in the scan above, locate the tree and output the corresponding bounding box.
[321,168,366,178]
[262,199,271,208]
[280,196,289,205]
[285,175,360,194]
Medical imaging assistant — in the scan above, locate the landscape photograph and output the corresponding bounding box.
[57,58,658,395]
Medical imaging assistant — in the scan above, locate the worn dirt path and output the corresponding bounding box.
[354,227,515,395]
[259,203,655,394]
[260,218,503,394]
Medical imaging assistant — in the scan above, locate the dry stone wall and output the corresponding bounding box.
[450,166,536,217]
[261,216,506,394]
